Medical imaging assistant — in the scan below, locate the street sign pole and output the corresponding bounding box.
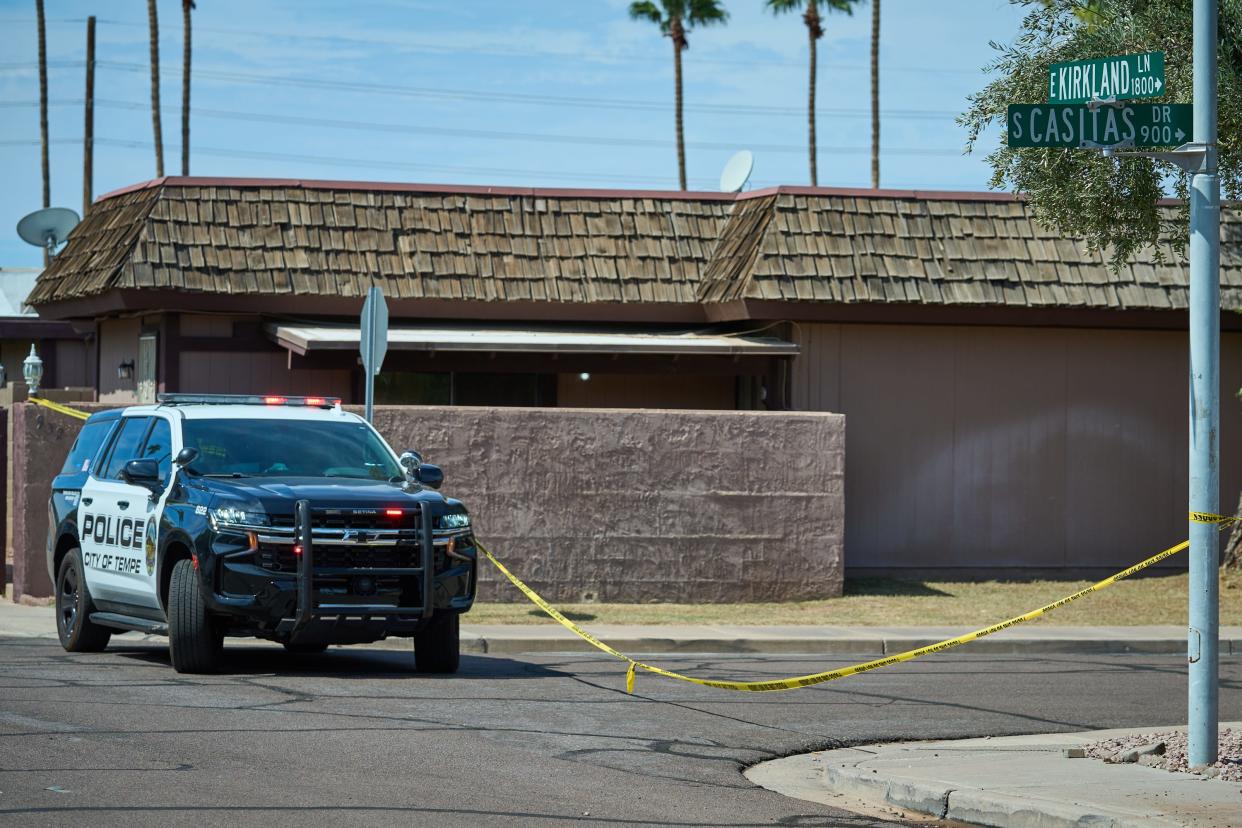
[359,285,388,425]
[1188,0,1220,768]
[364,299,376,424]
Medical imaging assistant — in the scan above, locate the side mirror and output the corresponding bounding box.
[119,458,162,489]
[415,463,444,490]
[174,447,199,467]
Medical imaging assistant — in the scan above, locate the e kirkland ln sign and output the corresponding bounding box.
[1048,51,1165,104]
[1007,102,1191,149]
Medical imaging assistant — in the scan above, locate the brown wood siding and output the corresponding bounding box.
[178,351,351,398]
[792,322,1242,569]
[556,373,735,409]
[97,317,140,403]
[53,339,90,388]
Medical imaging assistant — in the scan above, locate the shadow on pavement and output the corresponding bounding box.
[108,644,562,680]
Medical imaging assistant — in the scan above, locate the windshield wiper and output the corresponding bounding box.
[202,472,246,478]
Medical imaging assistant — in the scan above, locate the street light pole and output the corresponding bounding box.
[1188,0,1220,768]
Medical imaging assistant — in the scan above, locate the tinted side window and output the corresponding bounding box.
[141,418,173,483]
[102,418,151,480]
[61,421,116,475]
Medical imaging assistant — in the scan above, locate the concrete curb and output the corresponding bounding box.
[3,601,1239,656]
[747,726,1242,828]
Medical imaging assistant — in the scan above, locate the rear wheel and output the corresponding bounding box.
[168,558,223,673]
[415,612,460,674]
[55,548,111,652]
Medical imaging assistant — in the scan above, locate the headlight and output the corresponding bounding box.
[209,502,269,530]
[436,512,470,530]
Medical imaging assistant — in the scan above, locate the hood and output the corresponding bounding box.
[194,475,462,516]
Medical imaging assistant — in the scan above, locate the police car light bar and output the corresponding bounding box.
[156,394,341,408]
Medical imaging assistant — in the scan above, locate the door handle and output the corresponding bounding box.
[81,497,93,506]
[117,501,130,510]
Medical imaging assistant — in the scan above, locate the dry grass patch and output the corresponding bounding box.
[468,572,1242,626]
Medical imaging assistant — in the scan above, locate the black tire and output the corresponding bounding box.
[55,548,111,653]
[283,642,328,655]
[168,558,223,673]
[414,612,460,674]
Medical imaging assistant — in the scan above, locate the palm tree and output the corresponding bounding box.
[870,0,879,188]
[181,0,195,175]
[148,0,164,177]
[35,0,49,265]
[629,0,728,190]
[767,0,860,186]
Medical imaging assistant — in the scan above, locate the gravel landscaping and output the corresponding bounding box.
[1084,729,1242,781]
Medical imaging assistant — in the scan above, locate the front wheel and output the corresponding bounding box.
[414,612,460,674]
[55,548,111,652]
[168,558,223,673]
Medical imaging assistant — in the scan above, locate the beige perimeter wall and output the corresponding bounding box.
[792,322,1242,570]
[11,404,844,603]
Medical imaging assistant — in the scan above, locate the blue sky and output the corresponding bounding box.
[0,0,1025,267]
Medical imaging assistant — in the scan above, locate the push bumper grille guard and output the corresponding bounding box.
[291,499,435,632]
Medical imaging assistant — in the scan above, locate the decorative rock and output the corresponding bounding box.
[1062,747,1087,759]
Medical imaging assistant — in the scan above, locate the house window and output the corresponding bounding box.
[375,372,555,407]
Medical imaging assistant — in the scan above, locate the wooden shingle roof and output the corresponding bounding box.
[29,177,1242,312]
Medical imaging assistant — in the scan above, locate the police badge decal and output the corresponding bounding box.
[145,516,157,576]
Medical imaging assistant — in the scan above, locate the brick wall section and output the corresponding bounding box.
[9,403,846,603]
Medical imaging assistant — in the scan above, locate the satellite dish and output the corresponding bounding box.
[719,150,754,193]
[17,207,80,259]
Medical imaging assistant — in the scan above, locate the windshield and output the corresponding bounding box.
[181,418,403,481]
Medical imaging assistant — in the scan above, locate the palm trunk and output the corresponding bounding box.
[84,16,95,215]
[36,0,49,265]
[870,0,880,189]
[148,0,164,177]
[181,0,192,175]
[808,23,817,187]
[674,39,686,191]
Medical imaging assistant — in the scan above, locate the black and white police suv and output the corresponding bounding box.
[47,394,476,674]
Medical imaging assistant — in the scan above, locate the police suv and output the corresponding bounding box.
[47,394,476,674]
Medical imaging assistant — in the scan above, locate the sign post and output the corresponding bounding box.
[359,285,388,424]
[1010,35,1220,766]
[1187,0,1220,768]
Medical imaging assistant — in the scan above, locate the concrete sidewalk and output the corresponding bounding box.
[5,596,1242,654]
[747,726,1242,828]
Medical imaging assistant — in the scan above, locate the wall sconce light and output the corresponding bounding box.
[117,359,135,381]
[23,344,42,395]
[578,372,591,381]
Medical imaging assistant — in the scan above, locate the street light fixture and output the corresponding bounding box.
[23,344,43,395]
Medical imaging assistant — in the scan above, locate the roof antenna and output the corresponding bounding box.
[719,150,754,193]
[16,207,80,260]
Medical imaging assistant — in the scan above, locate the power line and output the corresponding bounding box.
[0,98,966,157]
[0,136,720,187]
[0,16,983,76]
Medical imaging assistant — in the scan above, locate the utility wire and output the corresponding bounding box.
[0,98,966,157]
[0,59,962,120]
[0,16,983,76]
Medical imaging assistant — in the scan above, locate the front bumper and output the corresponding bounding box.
[201,500,476,642]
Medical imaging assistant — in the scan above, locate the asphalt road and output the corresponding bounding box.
[1,636,1239,827]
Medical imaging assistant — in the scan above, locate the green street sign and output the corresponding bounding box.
[1007,102,1191,148]
[1048,51,1165,104]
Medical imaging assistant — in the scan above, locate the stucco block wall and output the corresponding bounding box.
[364,406,845,602]
[9,403,846,603]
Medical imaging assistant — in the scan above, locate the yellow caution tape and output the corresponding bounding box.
[1190,511,1241,527]
[480,537,1193,693]
[28,396,90,421]
[19,392,1241,691]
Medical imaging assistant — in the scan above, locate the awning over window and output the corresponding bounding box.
[265,324,799,357]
